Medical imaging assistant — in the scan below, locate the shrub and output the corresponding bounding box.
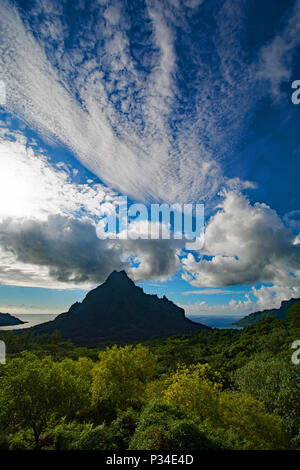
[129,401,221,450]
[234,355,300,435]
[7,430,35,450]
[0,353,93,449]
[162,363,222,421]
[217,392,289,450]
[92,344,158,411]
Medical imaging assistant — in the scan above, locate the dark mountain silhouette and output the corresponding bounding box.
[29,271,209,343]
[0,312,26,327]
[235,297,300,327]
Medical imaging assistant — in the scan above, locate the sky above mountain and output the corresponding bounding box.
[0,0,299,317]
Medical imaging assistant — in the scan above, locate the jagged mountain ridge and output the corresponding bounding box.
[29,271,209,343]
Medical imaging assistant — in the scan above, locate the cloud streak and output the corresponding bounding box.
[0,0,262,204]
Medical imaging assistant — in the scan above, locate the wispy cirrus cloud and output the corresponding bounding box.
[0,0,260,204]
[182,288,247,296]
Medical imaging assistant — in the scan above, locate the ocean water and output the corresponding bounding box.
[0,314,58,331]
[0,313,244,332]
[190,315,244,329]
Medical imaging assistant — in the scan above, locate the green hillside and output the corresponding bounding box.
[235,298,300,327]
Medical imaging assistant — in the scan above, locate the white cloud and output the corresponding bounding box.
[0,129,116,221]
[182,282,300,317]
[0,125,183,288]
[0,214,182,289]
[0,0,258,204]
[257,0,300,99]
[0,131,298,310]
[182,288,247,295]
[283,209,300,232]
[252,283,300,311]
[182,190,300,287]
[0,0,299,317]
[182,294,253,317]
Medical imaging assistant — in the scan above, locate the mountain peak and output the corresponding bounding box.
[29,270,210,343]
[106,270,133,283]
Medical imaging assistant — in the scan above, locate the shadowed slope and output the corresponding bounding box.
[235,298,300,327]
[0,313,25,326]
[29,271,209,343]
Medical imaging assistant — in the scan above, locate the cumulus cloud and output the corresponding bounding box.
[0,130,298,307]
[252,283,300,311]
[182,283,300,317]
[182,190,300,287]
[181,294,253,317]
[283,210,300,232]
[0,214,182,289]
[0,215,124,287]
[0,127,184,288]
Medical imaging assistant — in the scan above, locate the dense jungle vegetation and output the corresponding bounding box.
[0,303,299,451]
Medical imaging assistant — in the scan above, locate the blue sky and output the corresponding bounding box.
[0,0,299,317]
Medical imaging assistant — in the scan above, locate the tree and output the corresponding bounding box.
[129,401,220,450]
[51,409,138,450]
[91,344,158,411]
[287,302,300,329]
[154,337,197,371]
[217,392,289,450]
[162,363,222,421]
[234,355,300,436]
[0,352,93,448]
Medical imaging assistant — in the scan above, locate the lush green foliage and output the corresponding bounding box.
[0,352,93,448]
[162,364,221,421]
[216,392,288,450]
[234,355,300,436]
[91,344,158,411]
[0,304,299,450]
[129,401,221,450]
